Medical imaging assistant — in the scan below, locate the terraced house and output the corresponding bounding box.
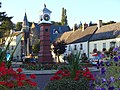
[58,20,120,62]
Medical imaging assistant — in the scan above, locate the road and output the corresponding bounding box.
[27,74,53,90]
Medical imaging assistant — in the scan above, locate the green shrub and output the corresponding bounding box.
[45,78,90,90]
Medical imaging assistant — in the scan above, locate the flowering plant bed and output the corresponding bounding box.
[93,47,120,90]
[23,62,58,70]
[0,62,38,90]
[45,68,95,90]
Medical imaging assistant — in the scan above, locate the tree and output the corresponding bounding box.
[15,22,22,31]
[15,22,32,31]
[0,18,14,37]
[61,8,68,26]
[51,21,61,25]
[0,2,13,38]
[52,40,66,63]
[32,40,40,54]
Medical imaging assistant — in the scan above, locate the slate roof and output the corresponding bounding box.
[30,22,70,43]
[59,26,97,44]
[50,25,70,42]
[90,22,120,41]
[31,22,40,38]
[22,12,29,27]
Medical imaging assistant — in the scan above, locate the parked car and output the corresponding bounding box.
[89,56,107,66]
[89,57,99,65]
[23,58,38,63]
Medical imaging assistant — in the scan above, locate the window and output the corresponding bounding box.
[103,43,106,48]
[45,29,48,32]
[94,44,97,49]
[12,46,14,50]
[74,45,77,50]
[110,41,116,47]
[53,29,59,34]
[68,45,71,51]
[80,44,83,50]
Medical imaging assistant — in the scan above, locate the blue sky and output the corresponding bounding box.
[1,0,120,28]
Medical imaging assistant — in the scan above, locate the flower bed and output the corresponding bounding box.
[93,47,120,90]
[23,62,58,70]
[45,68,95,90]
[0,62,38,90]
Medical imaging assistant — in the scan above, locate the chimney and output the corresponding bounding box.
[73,24,77,32]
[82,23,88,31]
[98,20,102,29]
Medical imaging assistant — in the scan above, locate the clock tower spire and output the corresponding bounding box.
[38,4,53,63]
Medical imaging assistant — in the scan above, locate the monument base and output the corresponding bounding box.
[38,53,53,64]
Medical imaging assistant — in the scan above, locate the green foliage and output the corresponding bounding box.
[24,63,58,70]
[0,85,39,90]
[15,22,22,30]
[65,52,82,78]
[94,47,120,89]
[61,7,68,26]
[32,40,40,54]
[51,21,61,25]
[0,18,14,37]
[52,40,66,63]
[45,77,90,90]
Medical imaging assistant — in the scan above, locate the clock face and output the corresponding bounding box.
[43,14,50,21]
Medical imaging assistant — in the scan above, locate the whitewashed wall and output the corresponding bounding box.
[65,42,88,57]
[89,38,120,58]
[5,34,22,61]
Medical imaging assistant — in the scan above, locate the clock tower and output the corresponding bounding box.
[38,4,53,63]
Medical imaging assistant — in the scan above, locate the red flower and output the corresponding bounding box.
[17,81,23,86]
[63,70,69,73]
[0,81,7,85]
[6,82,14,88]
[30,81,37,86]
[62,73,70,77]
[30,74,36,79]
[74,76,79,81]
[76,70,81,76]
[0,62,5,67]
[85,67,90,72]
[55,70,63,75]
[50,75,61,81]
[16,68,23,73]
[91,77,95,80]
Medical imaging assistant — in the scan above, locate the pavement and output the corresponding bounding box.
[13,65,99,90]
[13,66,99,75]
[12,61,100,74]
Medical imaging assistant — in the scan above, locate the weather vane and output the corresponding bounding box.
[44,4,46,8]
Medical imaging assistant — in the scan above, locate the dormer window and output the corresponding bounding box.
[53,29,59,34]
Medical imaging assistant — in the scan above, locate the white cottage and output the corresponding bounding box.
[89,21,120,58]
[58,23,98,62]
[5,31,22,61]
